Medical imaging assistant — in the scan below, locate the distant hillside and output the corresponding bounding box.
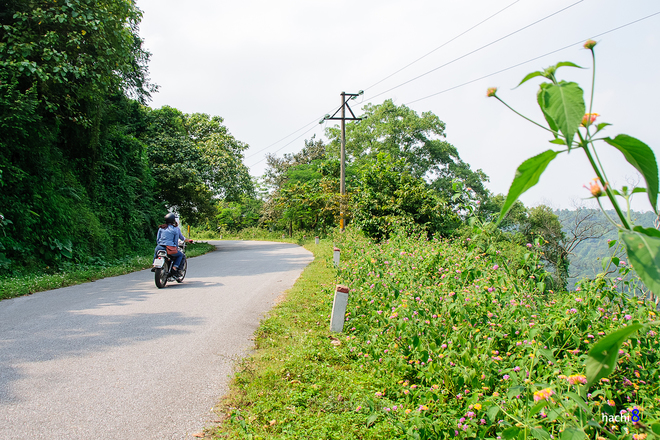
[554,209,658,288]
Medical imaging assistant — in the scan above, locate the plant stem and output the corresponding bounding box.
[596,197,621,229]
[587,49,596,127]
[495,96,561,137]
[581,143,631,229]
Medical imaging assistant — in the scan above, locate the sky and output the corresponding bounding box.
[135,0,660,213]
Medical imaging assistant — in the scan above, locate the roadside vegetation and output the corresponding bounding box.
[212,227,659,439]
[0,241,215,300]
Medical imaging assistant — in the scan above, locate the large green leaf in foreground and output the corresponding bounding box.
[620,227,660,295]
[497,150,559,226]
[537,81,585,149]
[604,135,659,214]
[586,323,643,388]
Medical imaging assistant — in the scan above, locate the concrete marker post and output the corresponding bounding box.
[333,247,340,267]
[315,236,319,245]
[330,285,350,333]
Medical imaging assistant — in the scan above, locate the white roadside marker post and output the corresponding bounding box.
[333,247,340,267]
[330,285,350,333]
[315,236,319,245]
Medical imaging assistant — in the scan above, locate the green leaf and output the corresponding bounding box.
[529,400,548,418]
[366,413,378,426]
[517,71,544,88]
[604,135,659,214]
[531,428,551,440]
[502,427,520,440]
[546,408,561,422]
[586,323,643,388]
[497,150,559,226]
[565,392,590,413]
[507,385,525,399]
[595,122,612,132]
[555,61,584,70]
[487,405,500,422]
[549,138,566,145]
[537,83,560,137]
[538,81,585,150]
[538,348,556,363]
[620,228,660,294]
[560,427,586,440]
[652,423,660,435]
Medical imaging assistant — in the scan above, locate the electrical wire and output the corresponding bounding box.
[245,3,657,168]
[244,0,525,163]
[363,0,523,93]
[403,10,660,106]
[361,0,585,103]
[244,115,322,159]
[246,123,322,168]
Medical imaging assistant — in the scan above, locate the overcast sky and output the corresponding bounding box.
[135,0,660,212]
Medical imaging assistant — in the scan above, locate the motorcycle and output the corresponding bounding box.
[153,240,187,288]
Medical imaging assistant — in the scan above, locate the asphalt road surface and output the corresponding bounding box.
[0,240,313,440]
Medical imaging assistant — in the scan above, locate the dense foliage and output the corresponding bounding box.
[325,100,489,202]
[0,1,252,274]
[254,102,487,238]
[0,0,161,270]
[142,106,253,223]
[334,227,659,439]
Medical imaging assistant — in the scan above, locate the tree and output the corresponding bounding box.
[1,0,154,121]
[0,1,163,269]
[143,107,253,223]
[523,206,569,286]
[263,135,327,190]
[351,154,458,240]
[478,193,528,231]
[325,100,489,201]
[261,136,345,234]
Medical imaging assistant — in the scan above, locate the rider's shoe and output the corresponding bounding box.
[150,267,156,272]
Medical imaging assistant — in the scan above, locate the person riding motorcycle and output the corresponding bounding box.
[153,213,192,276]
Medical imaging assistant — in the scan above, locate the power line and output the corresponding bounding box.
[404,10,660,106]
[363,0,523,93]
[244,115,321,159]
[244,0,525,163]
[362,0,585,103]
[246,123,321,168]
[245,4,657,168]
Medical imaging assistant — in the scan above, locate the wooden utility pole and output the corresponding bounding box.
[321,91,363,231]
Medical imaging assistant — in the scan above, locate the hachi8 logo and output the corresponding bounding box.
[601,408,642,424]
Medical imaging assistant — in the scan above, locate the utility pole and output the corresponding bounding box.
[320,91,363,231]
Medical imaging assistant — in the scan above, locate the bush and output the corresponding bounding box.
[334,227,659,439]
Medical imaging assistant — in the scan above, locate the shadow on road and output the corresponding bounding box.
[0,282,205,404]
[191,240,313,278]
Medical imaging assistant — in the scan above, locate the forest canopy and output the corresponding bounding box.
[0,0,251,271]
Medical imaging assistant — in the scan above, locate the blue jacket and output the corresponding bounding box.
[156,225,185,247]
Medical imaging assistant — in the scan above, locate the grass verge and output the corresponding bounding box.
[210,238,399,440]
[0,241,216,301]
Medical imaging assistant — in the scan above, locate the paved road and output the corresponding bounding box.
[0,240,313,440]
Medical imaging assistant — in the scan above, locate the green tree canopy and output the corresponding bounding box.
[1,0,154,123]
[325,100,489,200]
[351,154,459,240]
[143,106,253,223]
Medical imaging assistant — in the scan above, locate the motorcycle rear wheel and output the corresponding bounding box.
[176,258,187,283]
[155,262,168,288]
